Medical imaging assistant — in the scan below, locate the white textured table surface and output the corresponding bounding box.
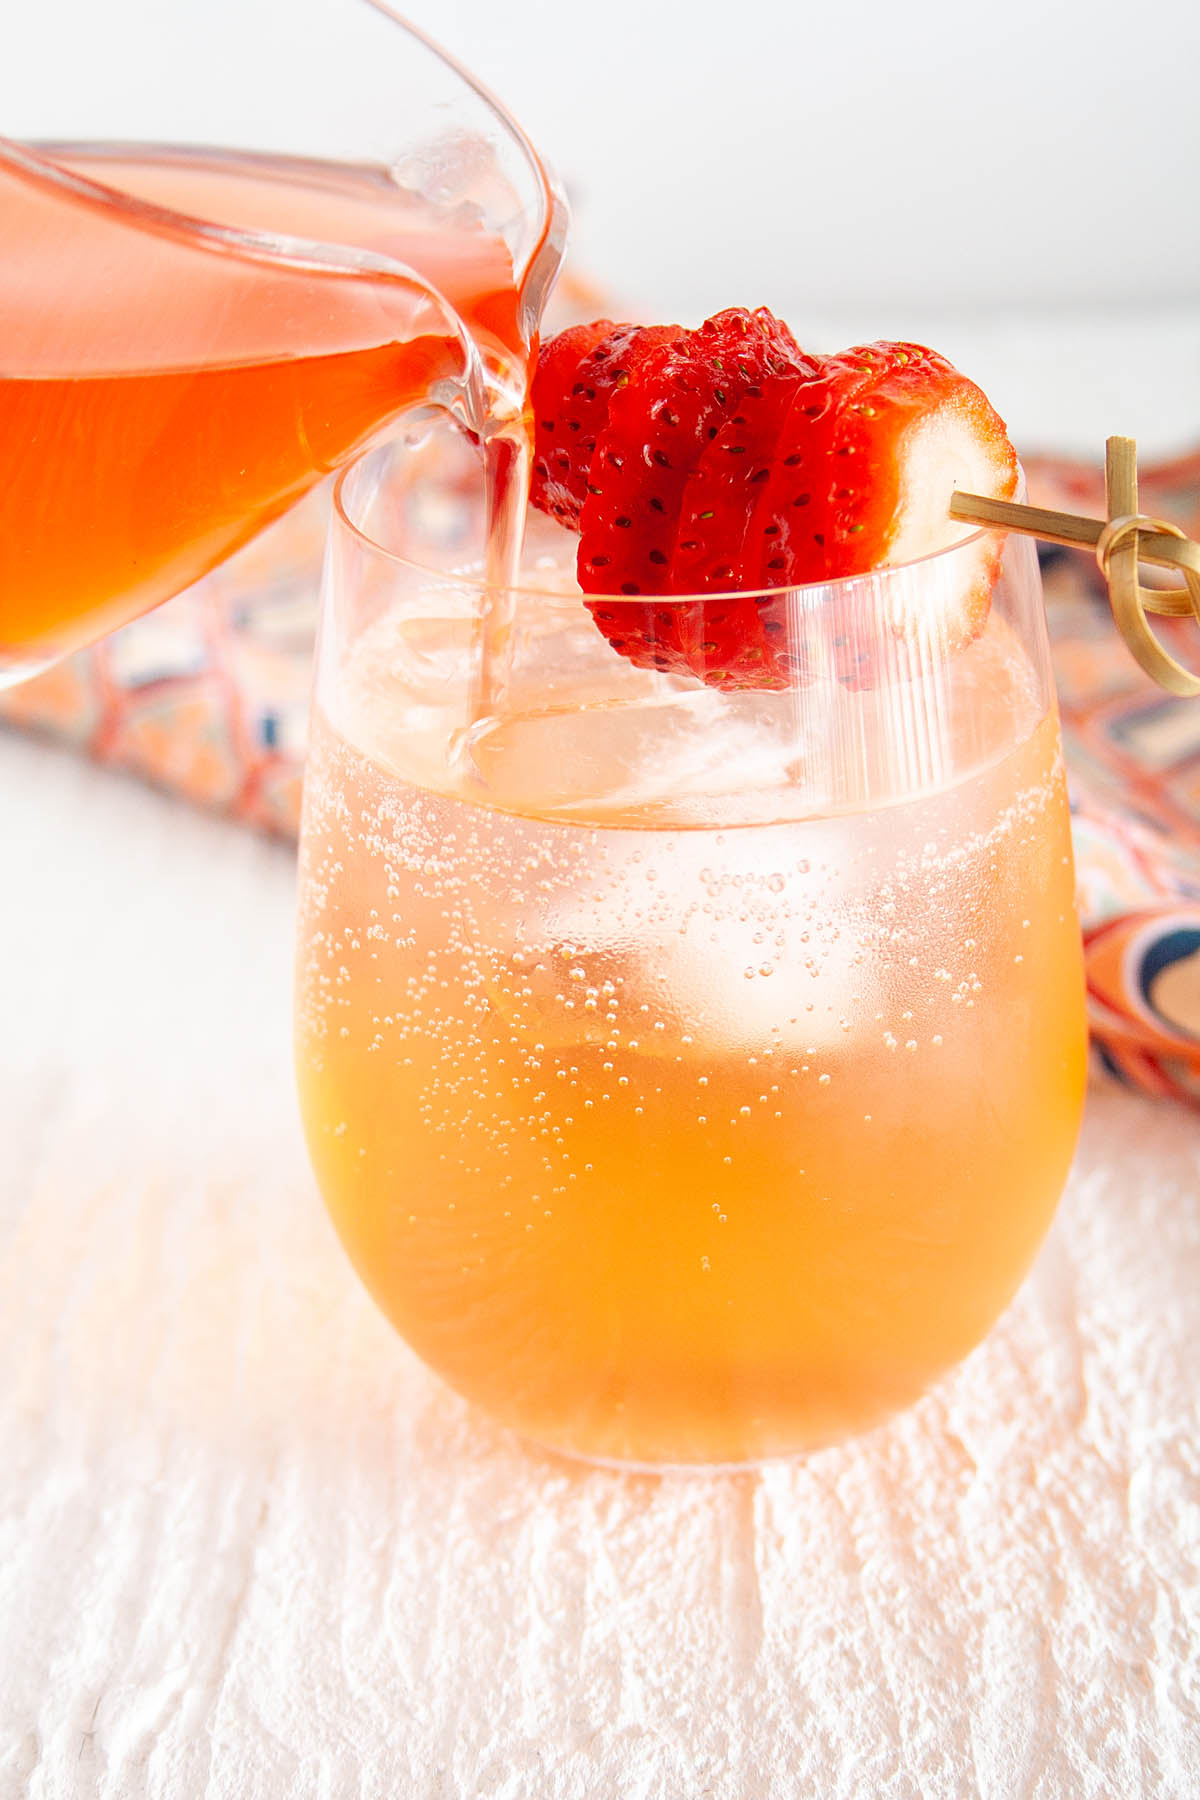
[2,723,1199,1800]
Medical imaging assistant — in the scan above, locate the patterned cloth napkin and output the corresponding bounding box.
[5,452,1200,1106]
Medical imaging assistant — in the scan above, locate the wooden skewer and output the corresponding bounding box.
[949,491,1193,577]
[949,436,1200,698]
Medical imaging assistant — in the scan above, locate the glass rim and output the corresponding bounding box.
[332,441,996,606]
[0,2,560,291]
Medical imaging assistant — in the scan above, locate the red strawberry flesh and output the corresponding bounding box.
[578,307,812,598]
[530,321,680,530]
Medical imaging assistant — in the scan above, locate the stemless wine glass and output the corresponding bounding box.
[0,0,563,682]
[295,417,1088,1469]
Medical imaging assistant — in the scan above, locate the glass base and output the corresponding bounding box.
[528,1438,808,1477]
[515,1413,858,1475]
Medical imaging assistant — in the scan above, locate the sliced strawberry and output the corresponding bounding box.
[530,320,1017,693]
[529,319,612,528]
[577,307,809,598]
[582,587,816,692]
[742,359,863,592]
[529,321,680,529]
[570,310,818,689]
[705,340,1018,691]
[671,341,820,594]
[816,342,1018,686]
[774,341,1015,581]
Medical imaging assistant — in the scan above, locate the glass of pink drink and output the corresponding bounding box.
[294,419,1088,1468]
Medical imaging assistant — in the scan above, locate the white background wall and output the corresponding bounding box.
[6,0,1199,451]
[399,0,1199,321]
[7,0,1199,317]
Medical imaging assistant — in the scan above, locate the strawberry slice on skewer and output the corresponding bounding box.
[575,309,820,689]
[748,341,1018,685]
[529,317,1018,691]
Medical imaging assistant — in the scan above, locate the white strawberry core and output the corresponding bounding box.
[887,396,1013,566]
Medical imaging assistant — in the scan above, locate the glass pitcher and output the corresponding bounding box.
[0,0,564,683]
